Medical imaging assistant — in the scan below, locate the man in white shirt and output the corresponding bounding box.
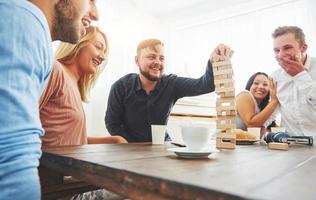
[271,26,316,137]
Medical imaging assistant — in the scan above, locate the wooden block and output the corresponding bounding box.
[216,97,235,103]
[216,109,236,116]
[216,131,236,149]
[216,106,236,114]
[215,80,234,86]
[216,99,236,116]
[215,82,234,88]
[213,69,234,76]
[216,115,236,121]
[213,64,232,72]
[216,97,235,104]
[216,98,235,110]
[268,142,289,150]
[214,78,233,84]
[224,129,234,134]
[215,81,235,93]
[214,74,233,80]
[217,125,236,130]
[216,124,236,130]
[216,121,236,126]
[217,91,235,98]
[212,60,232,67]
[216,117,236,125]
[216,116,236,129]
[216,87,236,93]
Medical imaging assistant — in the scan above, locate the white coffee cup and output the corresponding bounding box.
[181,126,211,151]
[247,127,261,140]
[271,127,286,133]
[151,125,167,145]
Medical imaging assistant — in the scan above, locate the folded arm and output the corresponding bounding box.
[236,92,279,127]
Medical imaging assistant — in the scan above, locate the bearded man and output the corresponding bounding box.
[105,39,233,142]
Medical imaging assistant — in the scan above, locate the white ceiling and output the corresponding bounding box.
[130,0,252,17]
[129,0,297,28]
[130,0,207,16]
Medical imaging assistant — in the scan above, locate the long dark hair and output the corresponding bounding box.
[245,72,276,128]
[245,72,270,111]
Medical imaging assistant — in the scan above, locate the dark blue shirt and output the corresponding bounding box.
[105,60,215,142]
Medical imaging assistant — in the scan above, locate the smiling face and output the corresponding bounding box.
[75,32,106,75]
[53,0,99,43]
[136,45,165,82]
[273,33,307,66]
[250,74,270,101]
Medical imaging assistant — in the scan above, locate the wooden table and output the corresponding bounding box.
[40,143,316,200]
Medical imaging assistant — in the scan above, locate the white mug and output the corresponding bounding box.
[181,126,211,151]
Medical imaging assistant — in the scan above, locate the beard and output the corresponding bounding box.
[139,67,163,82]
[52,1,81,44]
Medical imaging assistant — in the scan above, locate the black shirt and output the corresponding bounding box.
[105,60,215,142]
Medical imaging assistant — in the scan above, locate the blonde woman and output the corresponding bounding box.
[40,26,127,146]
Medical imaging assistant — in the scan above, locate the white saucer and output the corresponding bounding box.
[168,147,218,159]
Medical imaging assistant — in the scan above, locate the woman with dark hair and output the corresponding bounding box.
[236,72,279,132]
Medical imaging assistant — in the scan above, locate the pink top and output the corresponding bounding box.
[40,61,87,146]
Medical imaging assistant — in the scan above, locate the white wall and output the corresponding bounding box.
[304,0,316,49]
[85,0,165,136]
[163,0,316,94]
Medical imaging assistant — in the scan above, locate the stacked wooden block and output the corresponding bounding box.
[212,60,236,149]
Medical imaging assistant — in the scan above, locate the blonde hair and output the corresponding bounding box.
[55,26,109,102]
[136,38,164,56]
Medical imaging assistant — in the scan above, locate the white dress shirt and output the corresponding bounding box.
[272,55,316,137]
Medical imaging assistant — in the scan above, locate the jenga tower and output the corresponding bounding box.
[212,60,236,149]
